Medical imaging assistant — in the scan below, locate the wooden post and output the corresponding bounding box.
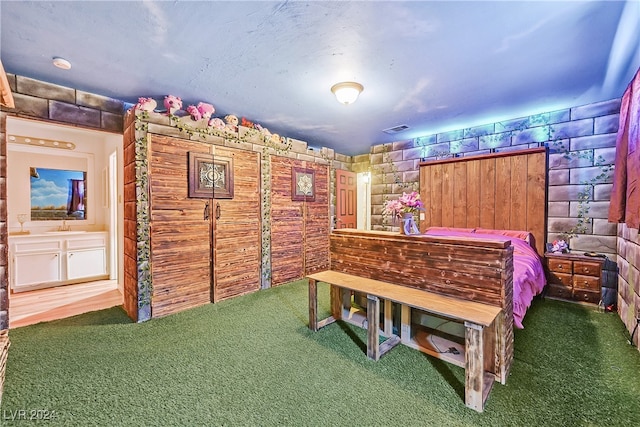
[308,278,318,331]
[465,321,485,412]
[383,299,393,336]
[367,294,380,360]
[331,285,344,321]
[400,304,411,344]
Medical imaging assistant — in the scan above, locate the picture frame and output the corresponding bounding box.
[291,167,315,201]
[188,152,234,199]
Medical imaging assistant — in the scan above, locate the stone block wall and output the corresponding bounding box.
[617,224,640,350]
[0,74,125,133]
[363,99,621,252]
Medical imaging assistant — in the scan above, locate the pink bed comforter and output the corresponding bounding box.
[423,228,547,329]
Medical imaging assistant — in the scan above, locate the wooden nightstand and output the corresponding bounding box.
[545,252,605,304]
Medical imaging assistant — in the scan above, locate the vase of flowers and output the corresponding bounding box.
[550,239,569,253]
[383,191,425,235]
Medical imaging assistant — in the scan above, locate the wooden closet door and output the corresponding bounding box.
[270,158,329,286]
[270,157,304,285]
[212,147,261,302]
[304,163,329,274]
[149,135,211,318]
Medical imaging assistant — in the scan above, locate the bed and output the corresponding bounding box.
[419,146,549,327]
[423,227,547,329]
[325,147,548,384]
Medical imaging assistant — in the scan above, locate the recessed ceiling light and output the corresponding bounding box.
[52,57,71,70]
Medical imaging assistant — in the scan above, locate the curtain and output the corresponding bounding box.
[67,179,85,216]
[608,67,640,229]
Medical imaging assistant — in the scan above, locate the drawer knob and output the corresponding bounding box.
[558,265,563,269]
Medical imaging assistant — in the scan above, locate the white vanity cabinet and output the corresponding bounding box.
[9,232,109,292]
[13,240,62,288]
[66,235,107,280]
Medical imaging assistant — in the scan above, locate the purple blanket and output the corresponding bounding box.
[424,228,547,329]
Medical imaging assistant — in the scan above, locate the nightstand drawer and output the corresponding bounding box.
[547,284,572,300]
[573,289,600,304]
[548,258,572,273]
[548,271,572,287]
[573,261,601,277]
[573,274,600,291]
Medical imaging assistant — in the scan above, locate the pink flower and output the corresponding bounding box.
[383,191,425,219]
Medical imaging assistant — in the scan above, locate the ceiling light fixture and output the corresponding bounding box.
[52,57,71,70]
[9,134,76,150]
[331,81,363,105]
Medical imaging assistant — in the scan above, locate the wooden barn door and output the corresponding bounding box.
[270,157,329,286]
[149,135,212,317]
[335,169,357,228]
[148,135,261,317]
[211,147,261,302]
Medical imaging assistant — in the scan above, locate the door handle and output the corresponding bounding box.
[204,201,210,221]
[215,203,221,220]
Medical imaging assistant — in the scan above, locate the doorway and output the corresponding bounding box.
[335,169,357,229]
[357,172,371,230]
[5,117,124,327]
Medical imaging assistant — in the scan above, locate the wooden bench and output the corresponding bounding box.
[307,270,502,413]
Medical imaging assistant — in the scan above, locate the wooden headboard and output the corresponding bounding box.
[419,147,548,255]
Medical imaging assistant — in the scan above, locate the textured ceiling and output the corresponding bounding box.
[1,1,639,155]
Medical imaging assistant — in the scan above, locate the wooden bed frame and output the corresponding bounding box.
[329,228,514,384]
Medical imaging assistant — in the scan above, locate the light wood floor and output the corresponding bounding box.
[9,280,123,329]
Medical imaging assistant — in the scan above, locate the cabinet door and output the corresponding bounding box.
[67,248,107,280]
[13,251,61,289]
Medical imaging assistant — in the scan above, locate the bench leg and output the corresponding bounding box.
[383,299,393,336]
[308,279,337,331]
[400,304,411,344]
[308,278,319,331]
[331,285,343,321]
[366,294,380,360]
[465,321,494,412]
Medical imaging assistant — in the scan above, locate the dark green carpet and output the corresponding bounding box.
[2,280,639,426]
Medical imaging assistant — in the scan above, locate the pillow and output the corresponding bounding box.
[474,228,532,244]
[424,226,476,233]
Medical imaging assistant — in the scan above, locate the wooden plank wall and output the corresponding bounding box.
[419,148,547,255]
[270,158,329,286]
[122,113,139,321]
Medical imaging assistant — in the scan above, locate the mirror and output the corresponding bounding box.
[30,167,87,221]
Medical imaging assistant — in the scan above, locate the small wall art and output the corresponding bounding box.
[188,152,234,199]
[291,167,315,201]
